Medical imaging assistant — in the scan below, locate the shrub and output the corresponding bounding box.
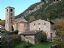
[22,42,33,48]
[36,31,47,43]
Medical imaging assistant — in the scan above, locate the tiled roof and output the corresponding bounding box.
[20,31,42,35]
[5,6,15,9]
[14,17,27,23]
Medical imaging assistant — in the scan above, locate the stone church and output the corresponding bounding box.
[5,7,28,33]
[5,0,62,44]
[5,6,56,43]
[5,0,61,32]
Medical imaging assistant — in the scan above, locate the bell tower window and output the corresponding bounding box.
[10,9,13,12]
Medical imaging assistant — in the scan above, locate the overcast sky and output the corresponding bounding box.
[0,0,40,20]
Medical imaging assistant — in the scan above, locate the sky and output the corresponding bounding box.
[0,0,40,20]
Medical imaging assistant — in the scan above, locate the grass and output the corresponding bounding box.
[14,42,51,48]
[30,42,51,48]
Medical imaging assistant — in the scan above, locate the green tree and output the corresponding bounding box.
[0,20,5,26]
[52,19,64,48]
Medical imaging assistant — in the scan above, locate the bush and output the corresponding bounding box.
[36,31,47,43]
[1,31,21,48]
[23,42,33,48]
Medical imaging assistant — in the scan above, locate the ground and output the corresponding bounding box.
[14,42,51,48]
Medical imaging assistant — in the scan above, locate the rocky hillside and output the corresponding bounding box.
[16,1,47,18]
[16,0,64,22]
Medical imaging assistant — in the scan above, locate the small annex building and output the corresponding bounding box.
[20,31,44,44]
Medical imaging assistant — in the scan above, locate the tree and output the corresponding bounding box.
[0,20,5,26]
[0,19,1,20]
[55,19,64,40]
[52,19,64,48]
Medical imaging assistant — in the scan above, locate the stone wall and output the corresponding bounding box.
[21,35,35,44]
[30,19,51,32]
[29,19,56,40]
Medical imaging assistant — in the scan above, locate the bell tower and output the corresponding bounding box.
[5,6,15,32]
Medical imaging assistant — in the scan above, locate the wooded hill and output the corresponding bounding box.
[16,0,64,22]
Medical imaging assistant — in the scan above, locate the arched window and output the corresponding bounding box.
[10,9,13,12]
[50,33,53,41]
[44,23,46,25]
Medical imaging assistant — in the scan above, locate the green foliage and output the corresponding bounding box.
[45,1,64,20]
[0,30,8,33]
[0,20,5,26]
[37,31,47,42]
[1,30,20,48]
[52,19,64,48]
[52,37,64,48]
[14,41,33,48]
[0,19,1,20]
[41,32,47,42]
[55,19,64,40]
[14,42,51,48]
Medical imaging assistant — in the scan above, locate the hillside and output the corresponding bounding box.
[16,0,64,22]
[44,0,64,20]
[16,2,46,18]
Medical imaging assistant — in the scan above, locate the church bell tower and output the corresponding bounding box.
[5,6,15,32]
